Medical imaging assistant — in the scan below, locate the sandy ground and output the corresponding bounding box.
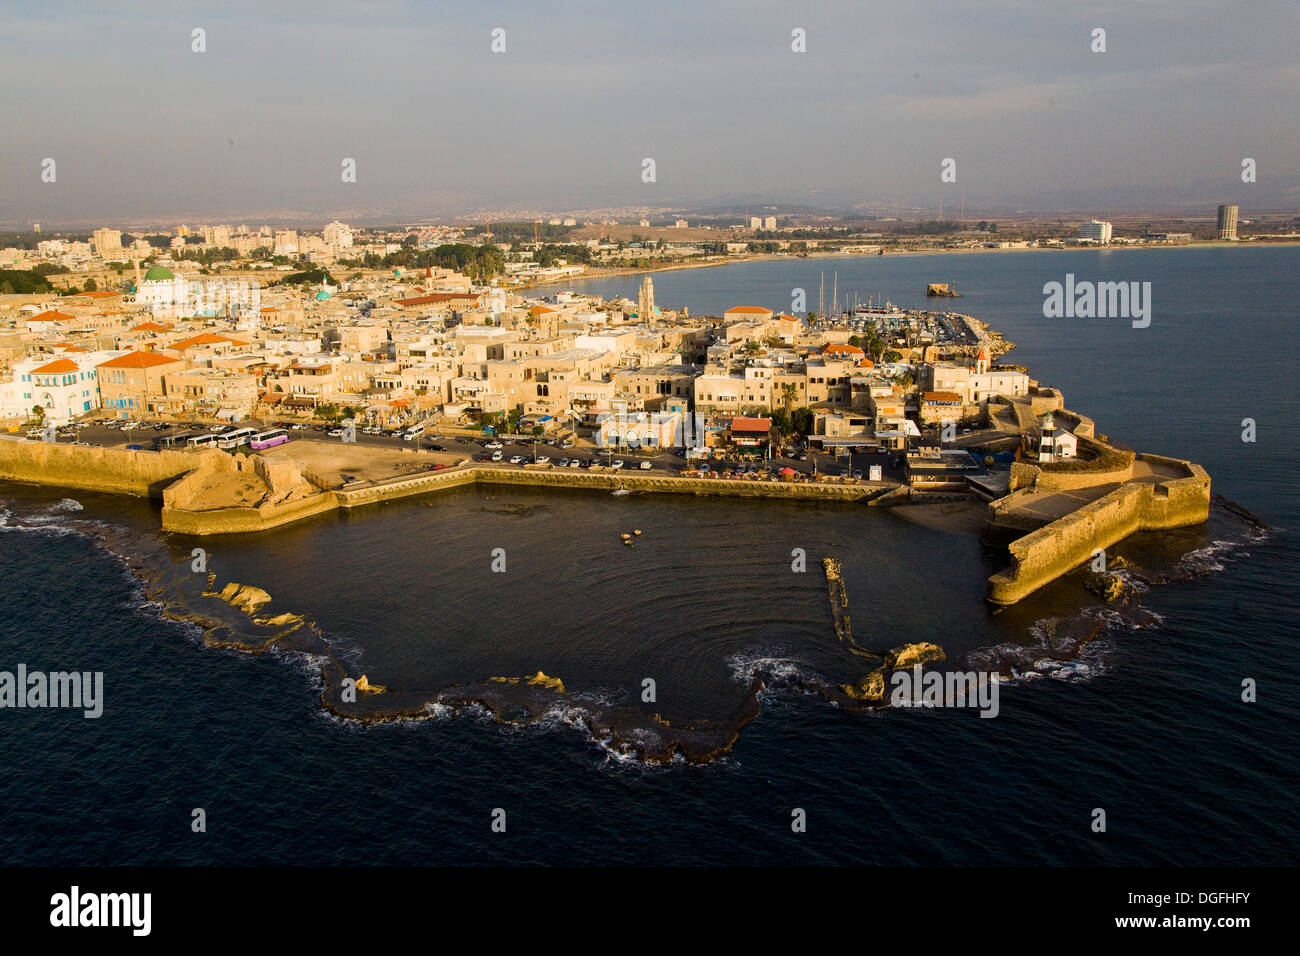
[889,499,988,535]
[262,439,465,487]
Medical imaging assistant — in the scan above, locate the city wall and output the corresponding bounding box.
[987,455,1211,605]
[0,436,205,498]
[159,491,339,535]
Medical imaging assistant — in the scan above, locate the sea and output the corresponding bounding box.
[1,245,1296,866]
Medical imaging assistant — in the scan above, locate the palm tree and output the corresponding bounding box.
[779,382,799,411]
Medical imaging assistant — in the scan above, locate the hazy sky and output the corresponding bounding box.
[2,0,1297,226]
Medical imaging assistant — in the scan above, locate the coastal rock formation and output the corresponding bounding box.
[355,674,386,695]
[211,582,272,614]
[488,672,565,693]
[526,671,565,692]
[1084,556,1132,602]
[253,611,304,629]
[885,642,946,670]
[842,667,887,702]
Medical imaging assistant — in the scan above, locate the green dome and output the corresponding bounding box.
[143,265,174,281]
[315,290,332,300]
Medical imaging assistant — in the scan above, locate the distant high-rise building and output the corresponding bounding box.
[763,216,777,230]
[1080,219,1113,244]
[749,217,763,230]
[91,227,123,258]
[202,224,233,247]
[323,220,353,250]
[674,219,688,228]
[32,223,40,234]
[1217,204,1239,240]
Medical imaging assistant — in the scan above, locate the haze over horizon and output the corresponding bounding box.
[2,0,1297,228]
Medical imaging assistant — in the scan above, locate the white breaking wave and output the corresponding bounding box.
[726,649,818,686]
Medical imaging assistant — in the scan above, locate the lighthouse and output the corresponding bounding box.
[1038,412,1058,463]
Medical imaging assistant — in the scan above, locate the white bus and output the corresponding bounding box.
[217,426,258,449]
[187,434,220,449]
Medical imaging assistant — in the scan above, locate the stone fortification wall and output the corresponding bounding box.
[987,457,1210,605]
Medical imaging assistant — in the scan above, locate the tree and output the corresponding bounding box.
[977,221,989,232]
[847,334,862,348]
[779,382,799,410]
[791,406,814,436]
[883,349,902,363]
[31,405,45,424]
[743,339,762,356]
[769,407,793,436]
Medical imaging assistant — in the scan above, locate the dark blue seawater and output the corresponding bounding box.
[1,246,1296,865]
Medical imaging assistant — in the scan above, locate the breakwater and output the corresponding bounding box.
[334,464,892,510]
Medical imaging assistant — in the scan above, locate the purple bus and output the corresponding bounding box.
[248,428,291,450]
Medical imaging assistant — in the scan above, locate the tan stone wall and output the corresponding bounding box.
[0,437,207,498]
[333,465,888,509]
[988,457,1210,605]
[161,491,339,535]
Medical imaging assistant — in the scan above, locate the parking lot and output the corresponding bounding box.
[13,418,905,486]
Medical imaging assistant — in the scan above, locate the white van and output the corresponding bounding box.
[403,424,425,441]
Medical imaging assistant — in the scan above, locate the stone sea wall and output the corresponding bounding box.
[332,465,891,509]
[0,436,206,498]
[987,455,1211,605]
[160,491,339,535]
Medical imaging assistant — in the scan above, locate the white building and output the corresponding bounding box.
[132,265,191,317]
[323,221,353,250]
[1,352,118,424]
[1080,220,1113,244]
[596,408,683,449]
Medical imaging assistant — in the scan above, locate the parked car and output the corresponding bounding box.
[568,459,581,468]
[491,451,504,462]
[290,423,305,430]
[558,458,570,467]
[485,441,503,449]
[425,443,445,451]
[639,460,653,470]
[611,460,624,469]
[327,428,344,437]
[535,456,550,464]
[509,456,525,465]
